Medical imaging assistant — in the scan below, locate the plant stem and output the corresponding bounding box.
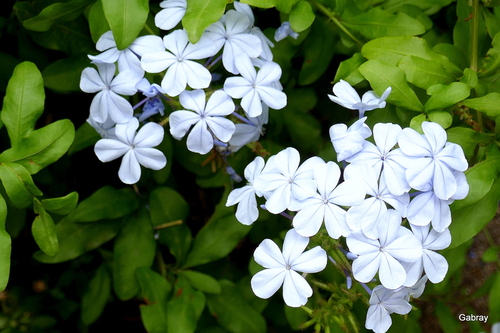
[470,0,480,72]
[311,0,363,47]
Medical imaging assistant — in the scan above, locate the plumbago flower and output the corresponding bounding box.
[80,63,142,123]
[224,57,287,117]
[328,80,392,118]
[228,103,269,152]
[365,286,411,333]
[329,116,372,161]
[155,0,187,30]
[141,29,216,96]
[94,118,166,184]
[275,21,299,42]
[169,89,235,154]
[251,229,327,307]
[88,31,164,74]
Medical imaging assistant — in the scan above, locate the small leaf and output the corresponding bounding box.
[482,247,500,263]
[0,163,42,209]
[66,186,139,222]
[1,62,44,148]
[409,114,426,133]
[0,196,11,291]
[32,200,59,256]
[166,276,206,333]
[424,82,471,111]
[22,0,92,32]
[42,54,91,92]
[289,1,315,32]
[462,92,500,117]
[180,270,221,294]
[81,264,111,325]
[428,111,452,129]
[182,0,227,43]
[113,208,156,301]
[397,55,456,90]
[333,52,366,86]
[446,127,492,160]
[240,0,275,9]
[460,68,478,89]
[101,0,149,49]
[358,59,423,111]
[41,191,79,215]
[88,0,110,44]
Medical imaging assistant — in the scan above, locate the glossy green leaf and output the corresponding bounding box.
[446,127,491,160]
[428,111,452,129]
[182,0,227,43]
[1,62,44,148]
[409,114,426,133]
[136,267,171,333]
[149,187,191,262]
[42,54,91,92]
[113,208,156,301]
[206,280,266,333]
[88,0,110,44]
[382,0,454,15]
[449,177,500,248]
[0,119,75,175]
[462,92,500,117]
[333,52,366,86]
[32,200,59,256]
[22,0,92,32]
[101,0,149,50]
[460,68,478,89]
[424,82,471,111]
[298,17,336,85]
[33,218,123,263]
[66,186,139,222]
[0,196,11,291]
[343,8,425,39]
[180,270,221,294]
[397,55,455,90]
[41,192,79,215]
[289,1,315,32]
[482,246,500,263]
[358,59,423,111]
[0,163,42,208]
[166,276,205,333]
[240,0,275,8]
[81,264,111,325]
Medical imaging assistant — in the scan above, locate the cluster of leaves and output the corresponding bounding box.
[0,0,499,332]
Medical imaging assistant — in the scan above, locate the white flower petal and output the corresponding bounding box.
[254,239,286,268]
[94,139,129,162]
[118,150,142,184]
[282,270,312,307]
[134,148,167,170]
[251,268,286,299]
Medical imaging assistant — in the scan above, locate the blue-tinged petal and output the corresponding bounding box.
[111,70,141,95]
[233,54,256,82]
[291,246,327,273]
[256,86,287,110]
[204,90,235,116]
[94,139,129,162]
[254,239,286,268]
[344,163,379,196]
[251,268,285,299]
[95,31,116,51]
[141,51,177,73]
[229,123,260,147]
[407,191,435,226]
[381,158,410,197]
[80,67,106,93]
[352,251,381,283]
[89,91,108,123]
[241,88,263,117]
[179,89,206,113]
[117,50,144,74]
[253,172,287,192]
[225,10,252,34]
[130,35,165,56]
[422,250,448,283]
[183,61,213,90]
[432,161,457,200]
[134,122,164,147]
[398,127,431,156]
[205,117,236,142]
[155,0,186,30]
[229,33,262,58]
[385,234,423,262]
[405,158,434,191]
[331,80,361,107]
[330,179,365,206]
[377,210,401,246]
[324,204,349,239]
[89,48,121,65]
[283,270,312,307]
[106,91,134,124]
[430,199,451,233]
[169,110,200,140]
[424,228,451,250]
[234,187,259,225]
[422,122,447,154]
[292,201,325,237]
[134,148,167,170]
[314,161,338,198]
[383,296,412,314]
[366,304,392,333]
[373,123,401,155]
[186,120,213,154]
[437,143,468,171]
[255,61,282,86]
[378,253,406,289]
[402,260,423,287]
[162,62,187,96]
[118,150,141,184]
[115,117,139,144]
[282,229,309,264]
[347,232,380,255]
[224,77,253,99]
[245,156,265,184]
[451,171,469,200]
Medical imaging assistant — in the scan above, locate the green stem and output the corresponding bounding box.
[470,0,480,72]
[311,0,363,46]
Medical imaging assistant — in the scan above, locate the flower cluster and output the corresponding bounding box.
[226,81,469,333]
[80,0,287,184]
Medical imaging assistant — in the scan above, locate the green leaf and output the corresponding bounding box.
[0,163,42,209]
[362,36,442,66]
[1,62,44,148]
[113,208,156,301]
[88,0,110,44]
[41,191,79,215]
[179,270,221,294]
[343,8,425,39]
[0,196,11,291]
[289,1,315,32]
[460,68,478,89]
[490,272,500,322]
[22,0,92,32]
[409,113,426,133]
[462,92,500,117]
[101,0,149,50]
[428,111,452,129]
[446,127,492,160]
[81,264,111,325]
[136,267,171,333]
[0,119,75,175]
[67,121,101,156]
[42,54,91,92]
[333,52,366,86]
[32,200,59,256]
[206,280,266,333]
[182,0,227,43]
[149,187,191,263]
[358,59,423,111]
[66,186,139,222]
[424,82,471,111]
[382,0,454,15]
[298,17,336,85]
[482,246,500,263]
[449,177,500,248]
[33,218,123,263]
[166,276,206,333]
[397,55,456,90]
[240,0,275,8]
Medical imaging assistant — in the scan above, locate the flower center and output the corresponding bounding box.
[285,264,291,270]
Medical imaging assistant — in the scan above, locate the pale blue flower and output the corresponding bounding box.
[365,285,411,333]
